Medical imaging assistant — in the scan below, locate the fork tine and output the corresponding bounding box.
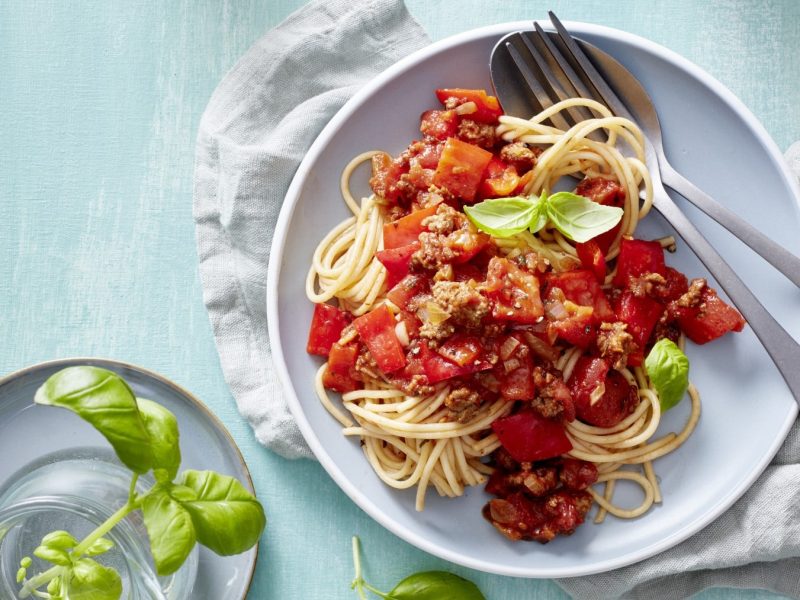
[547,11,633,121]
[504,35,572,131]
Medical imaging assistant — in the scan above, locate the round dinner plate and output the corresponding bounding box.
[268,22,800,577]
[0,358,257,597]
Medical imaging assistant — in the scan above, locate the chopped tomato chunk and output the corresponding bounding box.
[383,205,438,250]
[548,303,596,349]
[613,238,667,288]
[485,257,544,324]
[546,269,614,323]
[569,356,638,427]
[306,303,350,356]
[376,241,420,289]
[386,274,429,311]
[478,157,520,199]
[322,343,360,393]
[614,290,664,360]
[673,287,745,344]
[420,109,458,140]
[435,88,504,123]
[369,152,407,205]
[575,239,606,282]
[433,138,493,203]
[352,305,406,373]
[437,334,483,367]
[418,343,490,383]
[492,410,573,462]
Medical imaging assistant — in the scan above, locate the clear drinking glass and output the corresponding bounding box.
[0,448,197,599]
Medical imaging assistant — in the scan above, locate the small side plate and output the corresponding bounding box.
[0,358,257,599]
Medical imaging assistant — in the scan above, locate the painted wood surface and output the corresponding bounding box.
[2,1,798,598]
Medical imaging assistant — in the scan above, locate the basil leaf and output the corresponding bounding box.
[137,398,181,481]
[33,545,71,566]
[41,530,78,550]
[645,338,690,411]
[388,571,485,600]
[34,367,154,474]
[546,191,624,243]
[528,190,550,234]
[141,489,196,576]
[85,537,115,557]
[176,470,266,556]
[69,558,123,600]
[464,197,537,237]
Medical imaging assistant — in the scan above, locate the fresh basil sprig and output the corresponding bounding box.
[350,536,485,600]
[464,190,623,243]
[18,366,266,599]
[645,339,690,411]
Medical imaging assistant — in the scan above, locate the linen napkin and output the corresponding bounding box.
[193,1,800,597]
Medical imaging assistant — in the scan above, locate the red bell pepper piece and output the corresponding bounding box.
[375,241,420,289]
[492,410,573,462]
[437,334,483,367]
[352,305,406,373]
[673,287,745,344]
[485,257,544,324]
[383,205,438,250]
[418,343,490,384]
[420,109,458,141]
[386,274,430,311]
[306,303,350,357]
[612,238,667,288]
[435,88,504,123]
[433,138,493,203]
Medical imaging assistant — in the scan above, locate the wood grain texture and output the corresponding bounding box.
[1,1,798,598]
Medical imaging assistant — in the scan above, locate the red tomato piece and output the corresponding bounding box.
[485,257,544,324]
[569,356,638,428]
[499,359,535,401]
[375,241,420,289]
[575,239,606,282]
[369,152,408,205]
[478,157,520,199]
[612,238,667,288]
[576,177,625,254]
[386,274,430,311]
[322,343,360,393]
[548,305,596,349]
[435,88,504,123]
[614,290,665,353]
[321,367,359,393]
[673,287,745,344]
[352,305,406,373]
[546,269,615,323]
[659,266,689,302]
[418,343,490,384]
[491,410,573,462]
[383,205,438,250]
[306,303,350,357]
[437,334,483,367]
[420,109,458,141]
[433,138,494,203]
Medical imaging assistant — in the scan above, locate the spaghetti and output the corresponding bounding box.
[305,92,739,540]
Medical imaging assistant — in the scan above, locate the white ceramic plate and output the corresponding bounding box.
[0,358,258,597]
[268,22,800,577]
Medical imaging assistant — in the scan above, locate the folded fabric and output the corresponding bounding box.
[193,0,429,459]
[193,1,800,597]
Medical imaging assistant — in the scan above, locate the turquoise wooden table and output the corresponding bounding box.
[3,1,799,598]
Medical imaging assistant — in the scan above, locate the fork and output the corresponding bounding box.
[490,14,800,402]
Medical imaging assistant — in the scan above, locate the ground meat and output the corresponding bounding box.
[433,264,454,282]
[390,373,434,397]
[430,280,489,328]
[596,321,637,370]
[416,188,448,209]
[457,118,497,149]
[354,345,381,381]
[499,142,541,174]
[676,278,707,308]
[629,272,667,299]
[418,318,455,342]
[444,386,481,423]
[530,366,575,422]
[421,203,462,234]
[412,204,486,271]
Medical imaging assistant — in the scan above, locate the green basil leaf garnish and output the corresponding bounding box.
[69,558,123,600]
[464,197,538,237]
[176,470,266,556]
[137,398,181,480]
[34,367,154,474]
[645,338,690,411]
[546,191,624,243]
[388,571,486,600]
[141,489,196,576]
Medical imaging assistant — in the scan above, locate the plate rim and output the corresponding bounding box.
[267,20,799,577]
[0,356,259,596]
